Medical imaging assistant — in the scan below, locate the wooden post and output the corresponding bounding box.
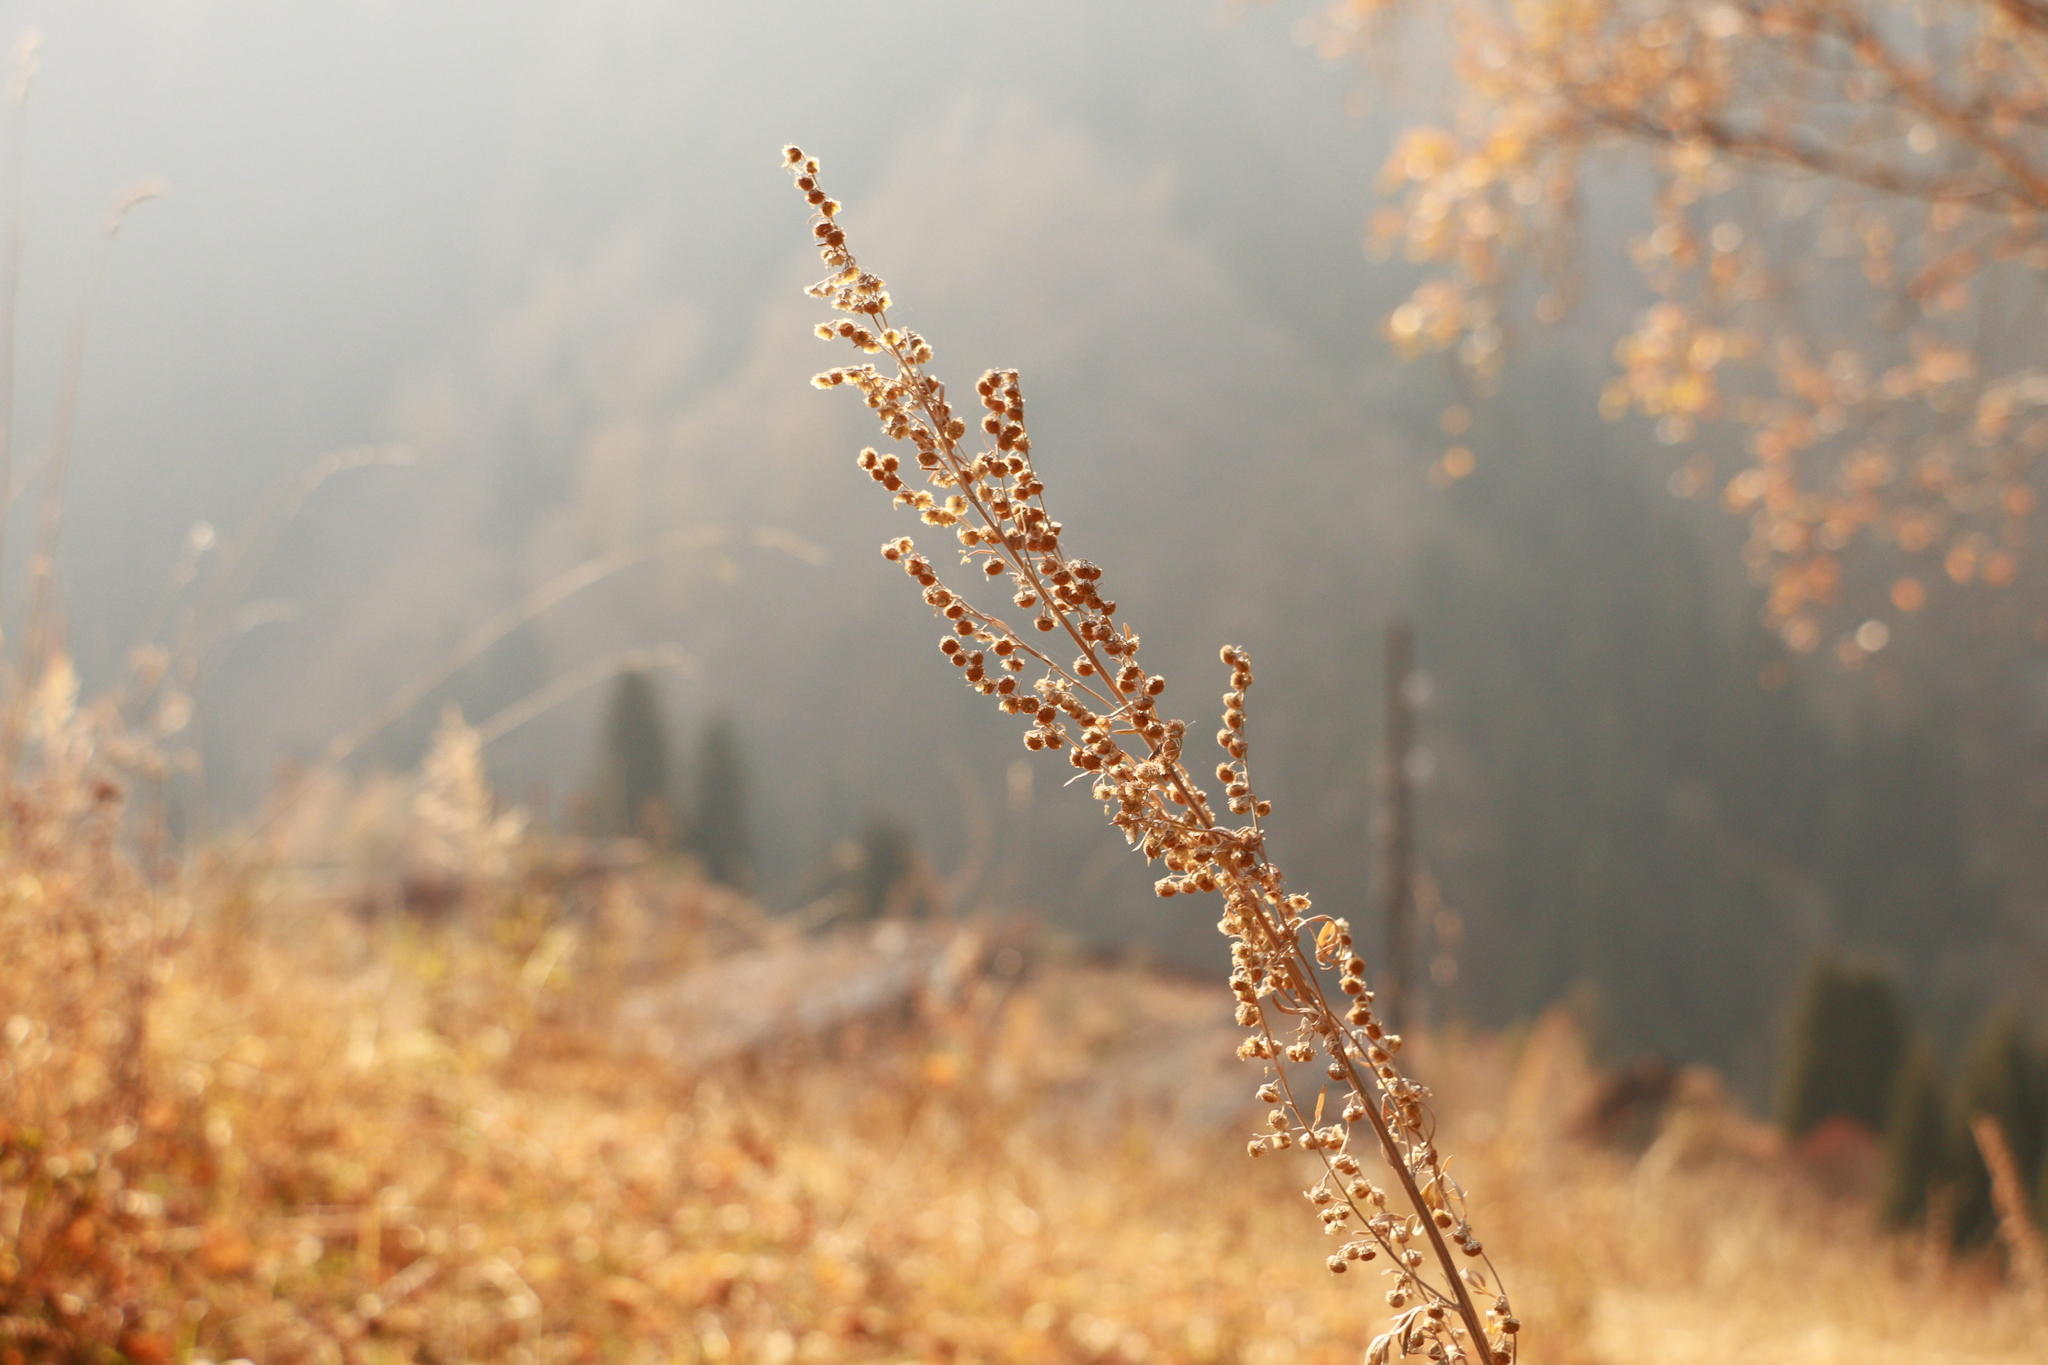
[1380,619,1415,1033]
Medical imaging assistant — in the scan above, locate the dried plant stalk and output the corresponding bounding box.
[1970,1113,2048,1298]
[783,145,1515,1364]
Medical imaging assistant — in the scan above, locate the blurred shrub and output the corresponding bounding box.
[829,816,940,923]
[1773,955,1907,1138]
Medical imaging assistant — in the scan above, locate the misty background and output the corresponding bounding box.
[6,0,2042,1098]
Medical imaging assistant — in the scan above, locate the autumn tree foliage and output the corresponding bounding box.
[1298,0,2048,653]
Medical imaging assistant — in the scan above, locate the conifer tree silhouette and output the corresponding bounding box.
[690,713,753,890]
[590,668,674,845]
[1773,955,1908,1138]
[1879,1039,1949,1228]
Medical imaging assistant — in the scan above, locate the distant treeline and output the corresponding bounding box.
[1778,955,2046,1248]
[1389,362,2002,1096]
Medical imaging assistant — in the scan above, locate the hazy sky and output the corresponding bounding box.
[2,2,2031,1084]
[12,0,1389,626]
[0,0,1418,793]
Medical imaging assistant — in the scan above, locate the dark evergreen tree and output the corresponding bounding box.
[1773,955,1908,1138]
[857,817,923,920]
[1947,1008,2044,1247]
[1879,1038,1948,1227]
[2038,1088,2048,1229]
[690,714,753,890]
[589,668,673,845]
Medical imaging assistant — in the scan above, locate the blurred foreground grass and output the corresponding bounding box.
[0,712,2040,1364]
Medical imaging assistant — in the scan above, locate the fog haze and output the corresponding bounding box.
[3,0,2038,1095]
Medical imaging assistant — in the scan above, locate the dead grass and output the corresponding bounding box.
[0,666,2029,1365]
[3,808,2041,1365]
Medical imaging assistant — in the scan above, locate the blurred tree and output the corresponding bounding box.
[845,816,934,921]
[690,714,753,891]
[1290,0,2048,648]
[589,669,674,846]
[1774,954,1908,1136]
[2039,1070,2048,1227]
[1409,367,1990,1085]
[1946,1006,2044,1246]
[1880,1037,1950,1226]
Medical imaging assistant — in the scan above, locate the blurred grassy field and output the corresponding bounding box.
[5,849,2042,1365]
[0,704,2039,1365]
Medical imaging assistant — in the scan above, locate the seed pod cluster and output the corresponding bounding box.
[785,145,1514,1365]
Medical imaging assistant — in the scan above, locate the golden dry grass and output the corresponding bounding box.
[0,670,2032,1365]
[4,820,2042,1365]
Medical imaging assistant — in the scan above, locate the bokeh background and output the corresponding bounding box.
[6,0,2043,1099]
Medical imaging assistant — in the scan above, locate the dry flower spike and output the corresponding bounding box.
[784,142,1515,1363]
